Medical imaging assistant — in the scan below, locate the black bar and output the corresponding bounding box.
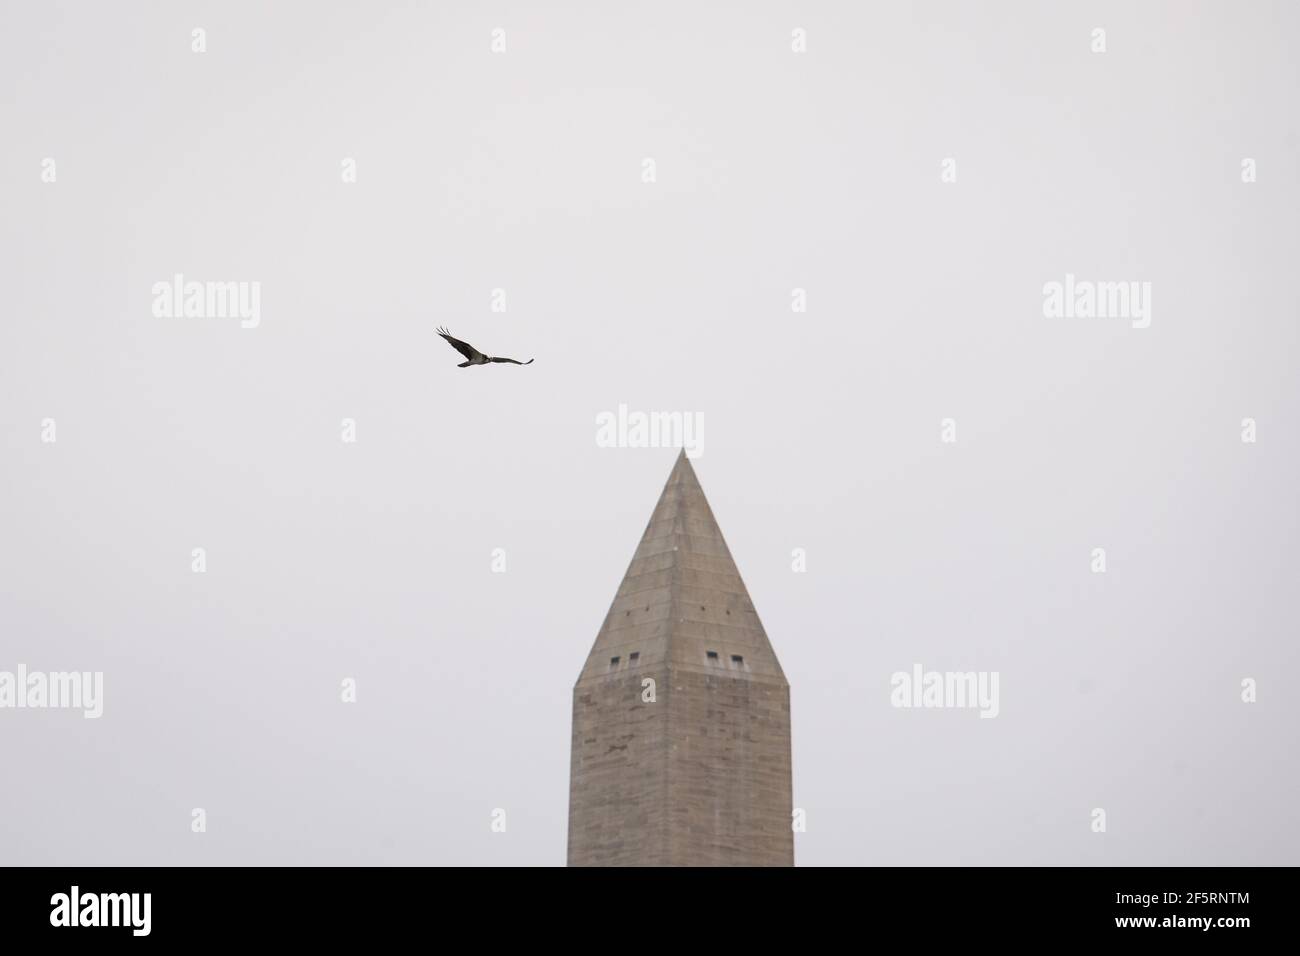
[0,866,1282,943]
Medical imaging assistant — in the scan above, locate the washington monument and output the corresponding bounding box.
[567,451,794,866]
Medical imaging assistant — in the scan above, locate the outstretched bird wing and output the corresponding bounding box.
[436,327,484,362]
[489,356,534,365]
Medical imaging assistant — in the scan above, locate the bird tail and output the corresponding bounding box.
[458,361,472,368]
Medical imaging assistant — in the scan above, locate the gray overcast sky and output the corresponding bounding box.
[1,0,1297,865]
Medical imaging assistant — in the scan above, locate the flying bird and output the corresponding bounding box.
[436,327,534,367]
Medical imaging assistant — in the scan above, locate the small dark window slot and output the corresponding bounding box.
[629,652,640,663]
[610,656,620,666]
[706,651,719,662]
[731,655,744,665]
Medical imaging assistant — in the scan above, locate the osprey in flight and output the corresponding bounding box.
[436,327,534,367]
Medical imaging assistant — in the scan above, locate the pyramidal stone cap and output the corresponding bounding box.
[568,450,793,866]
[576,449,786,684]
